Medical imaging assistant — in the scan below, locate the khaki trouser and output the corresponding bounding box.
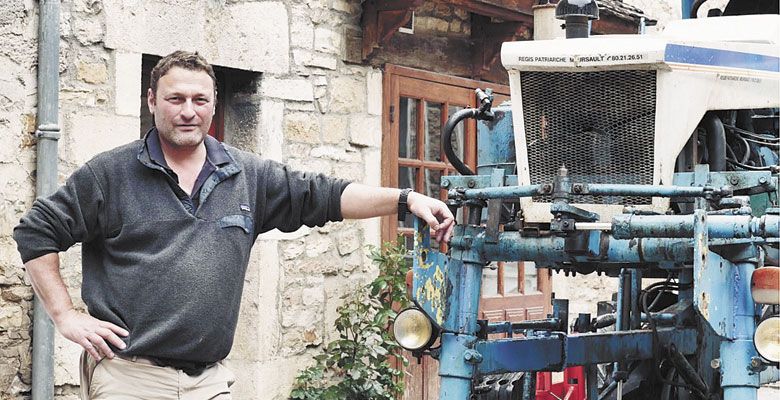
[79,351,234,400]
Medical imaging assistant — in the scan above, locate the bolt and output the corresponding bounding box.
[542,184,552,193]
[442,179,450,188]
[759,177,768,184]
[468,180,476,188]
[750,356,762,369]
[710,358,721,369]
[730,176,739,185]
[573,184,582,193]
[562,221,570,227]
[463,350,483,364]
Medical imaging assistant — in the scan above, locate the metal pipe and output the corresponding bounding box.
[475,232,695,264]
[457,183,726,201]
[455,184,544,200]
[630,270,642,329]
[612,214,778,240]
[32,1,61,399]
[585,183,727,198]
[440,205,485,400]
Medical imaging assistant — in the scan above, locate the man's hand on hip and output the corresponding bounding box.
[55,309,128,361]
[407,191,455,243]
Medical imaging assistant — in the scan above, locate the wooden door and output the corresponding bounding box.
[381,65,552,399]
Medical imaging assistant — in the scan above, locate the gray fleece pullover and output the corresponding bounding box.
[13,134,350,364]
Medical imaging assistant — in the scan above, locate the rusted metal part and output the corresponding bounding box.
[475,328,698,375]
[413,219,455,330]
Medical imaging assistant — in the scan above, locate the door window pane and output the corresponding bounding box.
[399,97,418,159]
[424,169,443,199]
[504,261,519,294]
[524,262,539,293]
[399,166,418,228]
[482,264,499,296]
[424,102,444,162]
[448,105,465,162]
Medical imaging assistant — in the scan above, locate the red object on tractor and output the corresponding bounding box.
[535,367,587,400]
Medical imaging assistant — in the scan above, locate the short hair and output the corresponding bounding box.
[149,50,217,96]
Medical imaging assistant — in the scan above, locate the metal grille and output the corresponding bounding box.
[521,70,656,205]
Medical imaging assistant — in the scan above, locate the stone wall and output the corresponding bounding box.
[0,1,383,399]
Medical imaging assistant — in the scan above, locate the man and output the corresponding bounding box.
[13,51,455,399]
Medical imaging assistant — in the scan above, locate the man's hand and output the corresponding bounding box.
[54,309,128,361]
[407,192,455,243]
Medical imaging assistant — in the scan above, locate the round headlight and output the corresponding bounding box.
[393,308,436,351]
[755,316,780,363]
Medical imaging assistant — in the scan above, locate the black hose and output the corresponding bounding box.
[691,0,708,18]
[443,108,479,175]
[702,113,727,171]
[724,123,780,142]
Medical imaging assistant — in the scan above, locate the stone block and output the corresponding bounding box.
[321,115,348,144]
[312,75,328,87]
[281,240,305,261]
[366,69,382,116]
[349,115,381,147]
[285,157,332,176]
[104,2,289,74]
[114,52,141,117]
[66,114,139,165]
[341,252,364,276]
[77,61,108,84]
[332,0,356,13]
[336,227,361,256]
[73,16,104,45]
[261,77,314,102]
[310,145,361,163]
[302,287,324,307]
[314,27,342,55]
[232,240,282,361]
[292,49,312,67]
[286,143,313,160]
[304,234,332,257]
[305,53,338,71]
[288,254,341,276]
[259,100,284,162]
[330,162,364,182]
[1,286,32,302]
[328,76,364,113]
[362,147,381,186]
[213,2,290,73]
[284,112,320,143]
[54,333,81,386]
[290,6,314,49]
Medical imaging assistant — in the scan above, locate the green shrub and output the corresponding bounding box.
[290,239,411,400]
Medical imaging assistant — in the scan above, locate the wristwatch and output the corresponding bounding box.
[397,188,413,222]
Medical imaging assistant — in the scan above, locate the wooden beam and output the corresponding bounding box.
[471,14,531,79]
[361,0,424,60]
[449,0,535,23]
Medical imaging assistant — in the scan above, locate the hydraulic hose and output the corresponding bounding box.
[703,112,727,171]
[442,108,479,175]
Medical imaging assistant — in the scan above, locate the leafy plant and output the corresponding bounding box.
[290,238,412,400]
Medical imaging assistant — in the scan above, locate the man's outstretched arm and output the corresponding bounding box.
[24,253,128,360]
[340,183,456,243]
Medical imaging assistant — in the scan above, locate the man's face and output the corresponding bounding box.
[147,67,215,148]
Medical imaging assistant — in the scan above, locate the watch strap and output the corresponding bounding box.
[397,188,413,222]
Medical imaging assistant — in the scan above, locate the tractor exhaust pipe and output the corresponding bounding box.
[555,0,600,38]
